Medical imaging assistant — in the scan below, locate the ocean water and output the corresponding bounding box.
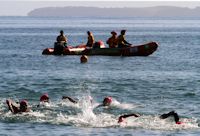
[0,16,200,135]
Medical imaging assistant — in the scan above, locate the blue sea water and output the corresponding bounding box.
[0,16,200,135]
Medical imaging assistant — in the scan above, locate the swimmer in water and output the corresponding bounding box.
[6,99,31,114]
[37,93,50,107]
[40,93,49,103]
[118,111,182,124]
[96,96,113,108]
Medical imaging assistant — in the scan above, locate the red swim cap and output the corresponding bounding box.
[176,121,183,125]
[20,100,28,107]
[40,93,49,102]
[103,96,112,106]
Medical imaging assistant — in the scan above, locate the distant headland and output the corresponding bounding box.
[28,6,200,17]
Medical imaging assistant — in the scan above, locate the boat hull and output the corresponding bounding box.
[42,42,158,56]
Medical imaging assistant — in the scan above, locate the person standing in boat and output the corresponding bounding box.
[117,30,132,48]
[86,31,95,48]
[56,30,68,44]
[106,31,118,48]
[54,30,68,55]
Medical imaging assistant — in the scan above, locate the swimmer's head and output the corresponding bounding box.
[80,55,88,63]
[40,93,49,102]
[176,121,183,125]
[19,100,28,112]
[103,96,112,106]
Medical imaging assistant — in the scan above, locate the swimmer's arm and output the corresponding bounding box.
[6,99,19,114]
[6,99,14,113]
[160,111,182,124]
[118,113,140,123]
[120,113,140,118]
[62,96,78,104]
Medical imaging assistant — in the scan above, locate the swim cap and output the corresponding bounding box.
[176,121,183,125]
[111,31,117,35]
[20,100,28,107]
[103,96,112,106]
[80,55,88,63]
[40,93,49,102]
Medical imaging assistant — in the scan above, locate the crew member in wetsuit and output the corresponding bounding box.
[106,31,118,48]
[54,30,68,55]
[118,111,182,124]
[6,99,31,114]
[117,30,132,48]
[86,31,95,48]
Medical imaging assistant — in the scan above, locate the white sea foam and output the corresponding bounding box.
[0,96,199,130]
[119,115,199,130]
[110,98,139,110]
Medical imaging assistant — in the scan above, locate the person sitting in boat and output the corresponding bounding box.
[117,30,132,48]
[106,31,118,48]
[86,31,95,48]
[54,30,68,55]
[6,99,31,114]
[118,111,183,124]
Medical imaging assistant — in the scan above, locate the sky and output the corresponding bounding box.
[1,0,200,16]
